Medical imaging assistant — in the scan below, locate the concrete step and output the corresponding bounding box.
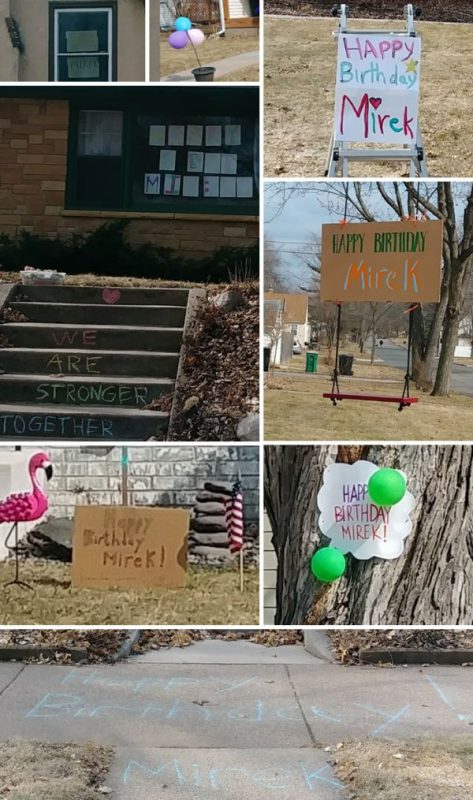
[0,348,180,378]
[9,302,187,327]
[1,323,184,351]
[0,403,168,439]
[0,374,174,408]
[16,285,190,306]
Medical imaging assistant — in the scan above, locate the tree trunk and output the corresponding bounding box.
[265,445,473,625]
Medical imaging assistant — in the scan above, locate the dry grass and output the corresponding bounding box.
[216,65,260,81]
[265,17,473,177]
[0,563,259,625]
[333,737,473,800]
[264,374,473,440]
[160,32,259,77]
[0,270,214,289]
[0,740,113,800]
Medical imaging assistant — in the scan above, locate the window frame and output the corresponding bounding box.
[65,100,259,217]
[49,2,118,83]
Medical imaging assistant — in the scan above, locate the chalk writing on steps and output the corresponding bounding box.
[35,383,149,405]
[44,354,103,375]
[0,414,114,438]
[60,670,258,694]
[51,330,97,347]
[123,759,343,792]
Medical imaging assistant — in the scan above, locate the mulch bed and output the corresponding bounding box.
[330,629,473,664]
[265,0,473,22]
[0,629,304,664]
[170,283,259,441]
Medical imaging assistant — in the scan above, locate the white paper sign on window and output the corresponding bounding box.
[334,33,421,144]
[67,56,100,79]
[66,30,99,52]
[317,460,415,560]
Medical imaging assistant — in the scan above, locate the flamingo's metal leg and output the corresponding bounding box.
[4,522,33,591]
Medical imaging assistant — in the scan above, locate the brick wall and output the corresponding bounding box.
[0,98,259,258]
[43,445,259,523]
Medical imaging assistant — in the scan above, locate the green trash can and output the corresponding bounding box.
[306,351,319,373]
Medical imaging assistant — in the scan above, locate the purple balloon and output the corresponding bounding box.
[168,30,189,49]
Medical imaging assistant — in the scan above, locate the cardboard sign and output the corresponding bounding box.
[71,506,189,590]
[320,219,443,302]
[334,33,421,143]
[317,461,415,560]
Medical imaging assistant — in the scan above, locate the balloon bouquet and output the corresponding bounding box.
[311,467,408,583]
[168,17,215,82]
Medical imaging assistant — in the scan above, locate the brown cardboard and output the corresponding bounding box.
[320,220,443,302]
[71,505,189,590]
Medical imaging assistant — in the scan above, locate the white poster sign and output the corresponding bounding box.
[334,33,421,144]
[317,461,415,560]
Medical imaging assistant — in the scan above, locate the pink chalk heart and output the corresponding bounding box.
[102,287,121,305]
[370,97,382,110]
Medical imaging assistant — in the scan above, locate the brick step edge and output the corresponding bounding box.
[0,645,88,663]
[359,648,473,665]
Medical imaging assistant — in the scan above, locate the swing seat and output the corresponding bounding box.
[323,392,418,407]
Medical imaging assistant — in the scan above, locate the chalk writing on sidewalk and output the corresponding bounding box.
[122,758,343,793]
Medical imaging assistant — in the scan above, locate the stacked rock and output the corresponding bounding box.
[189,480,232,565]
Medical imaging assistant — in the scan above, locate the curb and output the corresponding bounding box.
[303,630,335,662]
[108,630,142,664]
[0,645,87,663]
[359,648,473,665]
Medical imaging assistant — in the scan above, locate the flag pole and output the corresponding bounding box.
[239,469,244,593]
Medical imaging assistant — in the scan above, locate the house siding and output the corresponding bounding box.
[0,0,145,82]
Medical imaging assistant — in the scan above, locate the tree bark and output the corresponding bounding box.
[265,445,473,625]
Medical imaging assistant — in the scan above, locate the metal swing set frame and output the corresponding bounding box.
[323,301,419,411]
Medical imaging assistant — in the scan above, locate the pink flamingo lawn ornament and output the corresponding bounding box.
[1,452,53,590]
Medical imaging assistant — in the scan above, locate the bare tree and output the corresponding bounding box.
[265,181,473,395]
[265,445,473,625]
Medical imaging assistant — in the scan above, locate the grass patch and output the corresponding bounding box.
[216,65,260,81]
[160,32,259,77]
[264,374,473,440]
[0,740,113,800]
[265,17,473,177]
[333,737,473,799]
[0,563,259,625]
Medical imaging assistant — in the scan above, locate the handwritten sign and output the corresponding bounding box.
[334,33,421,143]
[72,506,189,589]
[320,220,443,302]
[317,461,415,559]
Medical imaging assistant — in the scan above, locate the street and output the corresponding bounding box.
[375,340,473,397]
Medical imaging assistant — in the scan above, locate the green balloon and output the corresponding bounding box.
[367,467,407,507]
[311,547,346,583]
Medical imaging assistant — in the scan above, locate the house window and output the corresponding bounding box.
[66,99,259,215]
[50,3,117,82]
[75,110,123,206]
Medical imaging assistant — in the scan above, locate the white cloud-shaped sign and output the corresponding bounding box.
[317,460,415,560]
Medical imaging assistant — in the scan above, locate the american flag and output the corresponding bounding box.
[225,479,244,554]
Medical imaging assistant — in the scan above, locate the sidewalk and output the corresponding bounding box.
[162,50,259,82]
[1,642,472,798]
